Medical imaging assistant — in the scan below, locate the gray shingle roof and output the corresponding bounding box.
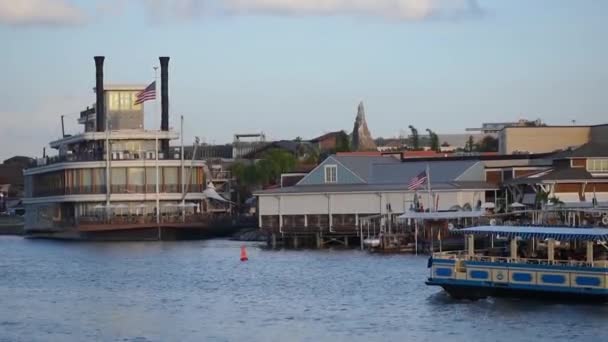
[333,155,400,182]
[369,160,478,184]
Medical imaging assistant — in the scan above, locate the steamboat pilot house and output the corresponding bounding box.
[23,56,212,240]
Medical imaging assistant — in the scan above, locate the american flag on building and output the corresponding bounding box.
[408,170,427,190]
[134,81,156,105]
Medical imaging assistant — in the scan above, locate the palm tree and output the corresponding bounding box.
[426,129,439,152]
[408,125,420,150]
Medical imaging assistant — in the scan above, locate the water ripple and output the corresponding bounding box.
[0,237,606,341]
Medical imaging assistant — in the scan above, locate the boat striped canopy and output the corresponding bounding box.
[458,225,608,241]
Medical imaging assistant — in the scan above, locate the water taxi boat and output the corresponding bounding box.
[426,225,608,301]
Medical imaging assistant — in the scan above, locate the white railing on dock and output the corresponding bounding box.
[433,250,608,268]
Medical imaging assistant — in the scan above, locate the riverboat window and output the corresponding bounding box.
[108,91,142,111]
[587,158,608,173]
[111,168,127,185]
[128,168,145,186]
[324,165,337,183]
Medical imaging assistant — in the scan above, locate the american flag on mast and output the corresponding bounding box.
[134,81,156,105]
[408,170,428,190]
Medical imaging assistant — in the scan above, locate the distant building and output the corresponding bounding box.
[498,124,608,154]
[0,156,33,198]
[310,131,345,152]
[437,133,486,150]
[233,133,266,159]
[467,119,544,134]
[505,140,608,207]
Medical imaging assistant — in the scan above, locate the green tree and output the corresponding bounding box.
[335,131,351,152]
[408,125,420,150]
[476,135,499,152]
[426,129,439,152]
[232,148,297,190]
[466,135,476,152]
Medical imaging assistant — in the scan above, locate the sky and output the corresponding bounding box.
[1,0,608,161]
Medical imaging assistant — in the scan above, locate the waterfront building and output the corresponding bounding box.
[256,154,497,247]
[22,56,231,240]
[504,140,608,208]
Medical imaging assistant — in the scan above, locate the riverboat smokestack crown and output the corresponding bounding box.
[94,56,105,132]
[160,56,169,132]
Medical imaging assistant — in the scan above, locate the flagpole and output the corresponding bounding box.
[426,163,432,212]
[154,67,161,236]
[427,163,433,254]
[181,115,185,223]
[105,110,111,222]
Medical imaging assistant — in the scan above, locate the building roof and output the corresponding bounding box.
[368,160,479,184]
[552,142,608,159]
[259,154,495,195]
[310,131,344,143]
[402,151,453,158]
[3,156,34,166]
[506,167,608,184]
[255,181,497,195]
[333,155,400,182]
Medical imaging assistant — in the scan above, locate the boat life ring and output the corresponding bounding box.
[602,215,608,226]
[490,218,497,226]
[448,223,455,231]
[496,272,504,281]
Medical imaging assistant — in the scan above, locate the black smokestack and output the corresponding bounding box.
[160,57,169,131]
[159,56,170,152]
[94,56,105,132]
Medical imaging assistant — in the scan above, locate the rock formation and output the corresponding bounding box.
[351,101,377,151]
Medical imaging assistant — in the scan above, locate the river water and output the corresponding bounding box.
[0,236,606,342]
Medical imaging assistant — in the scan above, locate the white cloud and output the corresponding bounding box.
[132,0,481,22]
[0,0,480,26]
[222,0,481,20]
[0,0,86,26]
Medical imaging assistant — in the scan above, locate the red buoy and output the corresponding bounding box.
[240,245,248,262]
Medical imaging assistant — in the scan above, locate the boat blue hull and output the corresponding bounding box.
[427,279,608,302]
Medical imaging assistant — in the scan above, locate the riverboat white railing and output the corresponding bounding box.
[433,250,608,268]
